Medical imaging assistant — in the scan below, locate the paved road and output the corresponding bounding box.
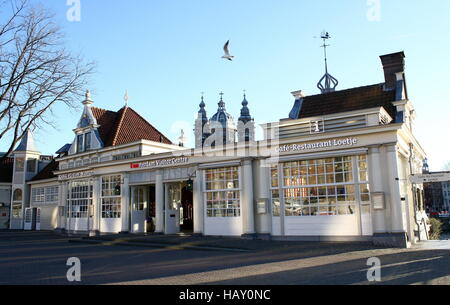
[0,231,449,285]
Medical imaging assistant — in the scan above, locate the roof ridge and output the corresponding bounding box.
[111,107,128,146]
[305,83,386,99]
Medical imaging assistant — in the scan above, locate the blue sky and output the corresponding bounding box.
[3,0,450,170]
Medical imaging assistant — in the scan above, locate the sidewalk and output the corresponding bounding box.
[69,233,378,253]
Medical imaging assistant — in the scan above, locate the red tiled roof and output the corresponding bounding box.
[297,84,397,119]
[91,106,172,147]
[0,157,13,183]
[31,160,59,181]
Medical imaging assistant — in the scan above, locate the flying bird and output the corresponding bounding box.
[222,40,235,61]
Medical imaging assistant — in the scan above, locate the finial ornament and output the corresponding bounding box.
[124,90,129,107]
[316,31,338,94]
[83,89,93,105]
[218,92,225,109]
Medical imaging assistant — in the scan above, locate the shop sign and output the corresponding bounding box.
[58,171,95,181]
[130,157,189,169]
[410,173,450,184]
[276,137,358,153]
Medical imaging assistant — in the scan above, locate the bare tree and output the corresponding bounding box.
[0,0,94,161]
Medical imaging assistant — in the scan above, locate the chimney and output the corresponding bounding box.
[380,52,405,90]
[288,90,306,120]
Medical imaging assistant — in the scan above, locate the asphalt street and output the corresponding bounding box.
[0,231,449,285]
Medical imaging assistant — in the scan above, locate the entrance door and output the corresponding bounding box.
[35,208,41,231]
[181,187,194,232]
[131,186,147,233]
[24,208,33,231]
[165,184,181,234]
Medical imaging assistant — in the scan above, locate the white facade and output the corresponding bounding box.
[443,181,450,210]
[4,52,430,248]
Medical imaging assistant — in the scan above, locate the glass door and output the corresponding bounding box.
[131,186,147,233]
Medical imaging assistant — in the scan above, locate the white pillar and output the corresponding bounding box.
[386,145,405,233]
[92,177,100,232]
[242,160,255,235]
[257,161,271,235]
[164,183,170,234]
[193,169,204,234]
[155,171,164,233]
[121,174,130,232]
[369,147,386,233]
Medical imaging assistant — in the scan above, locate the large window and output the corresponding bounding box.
[31,188,45,203]
[271,155,370,217]
[67,180,93,218]
[32,186,59,204]
[101,175,122,219]
[205,167,240,217]
[270,165,281,217]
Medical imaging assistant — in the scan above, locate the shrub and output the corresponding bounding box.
[429,218,443,240]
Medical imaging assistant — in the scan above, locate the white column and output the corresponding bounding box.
[257,162,271,234]
[369,147,386,233]
[242,160,255,235]
[155,171,164,233]
[121,174,130,232]
[193,169,204,234]
[164,183,170,234]
[386,145,405,232]
[94,177,101,233]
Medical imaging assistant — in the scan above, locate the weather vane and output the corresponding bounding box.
[316,31,338,94]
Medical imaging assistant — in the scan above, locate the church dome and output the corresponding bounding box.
[210,94,235,128]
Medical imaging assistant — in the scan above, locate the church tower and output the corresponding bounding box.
[237,93,255,142]
[194,95,210,148]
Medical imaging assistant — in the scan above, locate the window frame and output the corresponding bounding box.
[271,155,370,218]
[101,175,122,219]
[204,166,241,218]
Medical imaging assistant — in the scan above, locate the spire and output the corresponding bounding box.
[239,90,252,124]
[218,91,225,110]
[198,93,208,124]
[199,92,206,112]
[316,31,338,94]
[178,129,187,147]
[15,129,39,152]
[82,89,93,106]
[124,90,129,107]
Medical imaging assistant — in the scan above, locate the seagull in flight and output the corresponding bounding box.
[222,40,235,61]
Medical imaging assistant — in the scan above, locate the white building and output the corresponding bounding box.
[2,51,429,248]
[442,181,450,211]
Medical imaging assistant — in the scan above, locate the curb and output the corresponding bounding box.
[68,238,250,253]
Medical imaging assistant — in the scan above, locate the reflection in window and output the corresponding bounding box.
[101,175,122,218]
[205,167,240,217]
[274,156,371,217]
